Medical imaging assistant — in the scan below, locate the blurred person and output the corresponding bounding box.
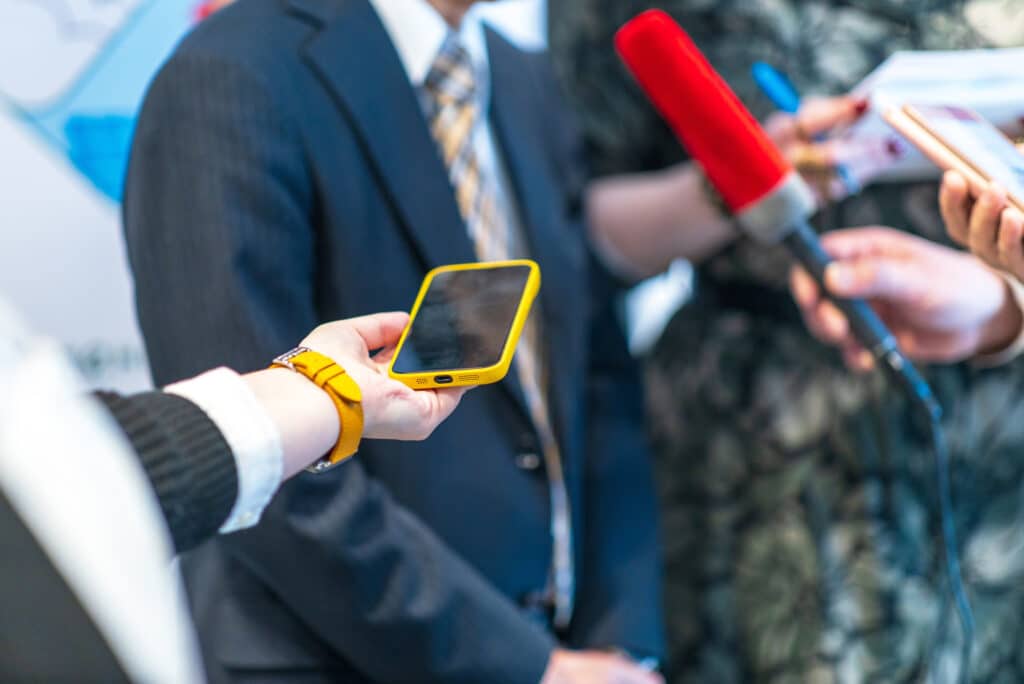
[124,0,669,682]
[0,305,465,682]
[549,1,1024,681]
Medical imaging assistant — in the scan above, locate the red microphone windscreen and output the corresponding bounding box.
[615,10,791,213]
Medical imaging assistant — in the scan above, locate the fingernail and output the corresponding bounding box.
[826,263,852,290]
[826,307,848,337]
[854,99,869,116]
[886,137,904,158]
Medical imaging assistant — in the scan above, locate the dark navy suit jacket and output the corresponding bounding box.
[124,0,664,680]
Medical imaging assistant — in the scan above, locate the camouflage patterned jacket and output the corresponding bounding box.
[550,2,1024,682]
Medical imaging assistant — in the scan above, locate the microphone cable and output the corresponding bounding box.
[788,225,974,681]
[925,406,974,684]
[890,362,972,684]
[785,221,974,682]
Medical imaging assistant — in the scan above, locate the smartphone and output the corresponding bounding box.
[884,103,1024,212]
[388,260,541,390]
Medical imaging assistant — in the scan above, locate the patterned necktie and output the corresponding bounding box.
[422,33,575,628]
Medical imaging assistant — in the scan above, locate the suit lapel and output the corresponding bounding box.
[295,0,477,271]
[487,28,586,462]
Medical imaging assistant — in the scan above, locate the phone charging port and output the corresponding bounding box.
[434,375,454,384]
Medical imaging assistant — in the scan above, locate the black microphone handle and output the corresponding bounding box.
[782,220,942,424]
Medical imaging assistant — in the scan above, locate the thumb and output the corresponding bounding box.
[824,257,926,304]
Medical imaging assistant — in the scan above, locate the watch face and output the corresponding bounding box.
[306,457,345,474]
[273,346,311,369]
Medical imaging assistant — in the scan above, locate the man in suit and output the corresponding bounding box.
[124,0,664,681]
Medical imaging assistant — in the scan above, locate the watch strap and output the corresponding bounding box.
[271,348,363,472]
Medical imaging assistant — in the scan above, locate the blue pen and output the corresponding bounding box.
[752,61,801,114]
[752,61,859,195]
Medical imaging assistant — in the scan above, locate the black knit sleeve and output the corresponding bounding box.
[93,391,239,554]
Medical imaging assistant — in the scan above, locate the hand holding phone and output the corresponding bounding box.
[388,260,540,389]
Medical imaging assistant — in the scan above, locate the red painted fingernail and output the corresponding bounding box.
[854,100,869,116]
[886,137,904,158]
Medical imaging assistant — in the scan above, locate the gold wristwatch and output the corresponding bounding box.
[271,347,363,473]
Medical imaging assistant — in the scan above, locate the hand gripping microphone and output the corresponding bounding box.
[614,9,940,424]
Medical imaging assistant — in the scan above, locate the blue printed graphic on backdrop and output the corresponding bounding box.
[0,0,215,202]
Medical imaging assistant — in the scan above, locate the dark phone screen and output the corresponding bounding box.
[392,265,532,373]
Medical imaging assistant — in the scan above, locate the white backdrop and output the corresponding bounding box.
[0,0,546,392]
[0,0,201,392]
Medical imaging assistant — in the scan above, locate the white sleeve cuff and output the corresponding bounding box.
[975,272,1024,368]
[165,367,284,533]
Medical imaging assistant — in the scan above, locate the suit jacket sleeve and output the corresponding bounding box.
[533,54,665,658]
[124,52,556,683]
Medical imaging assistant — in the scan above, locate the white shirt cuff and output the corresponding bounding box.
[975,272,1024,368]
[165,367,284,533]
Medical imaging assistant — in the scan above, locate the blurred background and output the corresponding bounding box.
[0,0,549,392]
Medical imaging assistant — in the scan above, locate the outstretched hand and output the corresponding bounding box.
[302,312,468,441]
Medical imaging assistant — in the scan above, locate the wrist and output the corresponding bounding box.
[245,367,339,479]
[269,347,364,472]
[675,164,740,263]
[977,276,1024,356]
[540,649,566,684]
[694,164,731,219]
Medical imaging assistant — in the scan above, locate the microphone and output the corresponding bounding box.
[614,9,940,423]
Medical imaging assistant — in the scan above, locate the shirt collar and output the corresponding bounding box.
[368,0,490,92]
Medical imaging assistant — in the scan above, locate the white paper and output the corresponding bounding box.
[846,48,1024,183]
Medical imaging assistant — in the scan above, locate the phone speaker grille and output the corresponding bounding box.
[458,375,480,382]
[415,378,428,385]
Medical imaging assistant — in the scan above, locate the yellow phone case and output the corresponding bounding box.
[388,260,541,389]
